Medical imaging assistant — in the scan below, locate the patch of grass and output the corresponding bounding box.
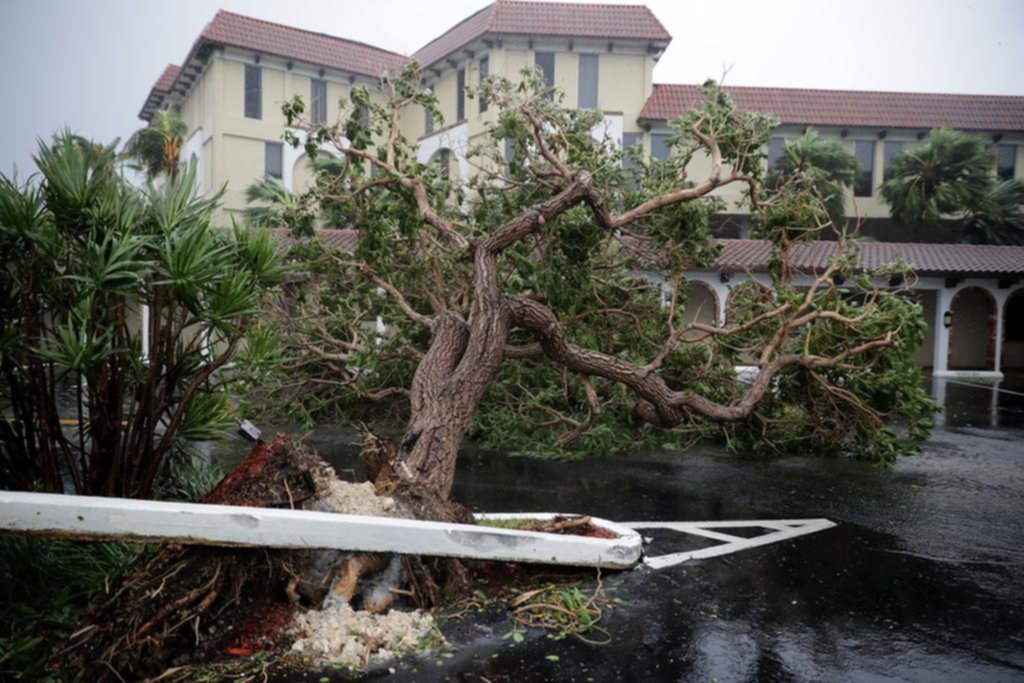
[507,575,614,645]
[0,536,146,680]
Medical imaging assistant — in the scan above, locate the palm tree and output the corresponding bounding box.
[961,179,1024,245]
[123,109,188,182]
[245,174,316,237]
[244,153,352,237]
[880,128,995,240]
[768,128,859,229]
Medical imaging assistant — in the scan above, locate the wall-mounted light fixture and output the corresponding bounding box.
[943,311,953,328]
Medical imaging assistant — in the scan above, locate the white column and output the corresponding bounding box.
[993,289,1007,375]
[931,377,946,427]
[714,282,729,324]
[932,287,953,374]
[991,378,1000,427]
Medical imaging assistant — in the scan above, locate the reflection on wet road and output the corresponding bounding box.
[244,376,1024,682]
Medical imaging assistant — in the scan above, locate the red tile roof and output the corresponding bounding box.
[640,84,1024,133]
[707,239,1024,277]
[152,64,181,93]
[141,12,408,120]
[414,0,671,69]
[200,11,407,78]
[140,64,182,120]
[269,230,1024,278]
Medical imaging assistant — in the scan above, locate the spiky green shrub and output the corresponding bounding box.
[0,131,287,497]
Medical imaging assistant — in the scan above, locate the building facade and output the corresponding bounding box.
[140,1,1024,377]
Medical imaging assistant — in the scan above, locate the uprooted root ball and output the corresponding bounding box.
[56,434,470,680]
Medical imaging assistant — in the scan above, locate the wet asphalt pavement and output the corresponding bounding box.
[252,375,1024,682]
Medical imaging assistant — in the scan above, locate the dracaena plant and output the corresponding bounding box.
[0,131,288,498]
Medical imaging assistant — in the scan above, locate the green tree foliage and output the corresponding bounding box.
[961,178,1024,245]
[123,109,189,182]
[240,67,935,465]
[766,128,859,231]
[881,128,1024,244]
[0,131,287,497]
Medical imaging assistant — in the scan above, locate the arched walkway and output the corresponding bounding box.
[948,287,996,371]
[908,290,937,368]
[679,281,719,336]
[1001,289,1024,371]
[430,147,453,181]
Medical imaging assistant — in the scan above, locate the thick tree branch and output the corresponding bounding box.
[507,295,896,428]
[349,260,435,329]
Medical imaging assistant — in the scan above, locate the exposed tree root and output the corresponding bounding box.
[56,434,473,680]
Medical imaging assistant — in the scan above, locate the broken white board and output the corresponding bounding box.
[621,518,836,569]
[0,492,642,569]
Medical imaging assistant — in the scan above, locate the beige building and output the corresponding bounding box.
[140,1,1024,380]
[141,2,1024,230]
[639,85,1024,238]
[140,4,670,221]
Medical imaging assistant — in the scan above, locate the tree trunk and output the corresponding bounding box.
[395,301,509,499]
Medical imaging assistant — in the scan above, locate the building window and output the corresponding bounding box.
[622,132,642,169]
[265,141,283,180]
[311,78,327,125]
[854,140,875,197]
[883,140,905,171]
[456,68,466,121]
[767,136,786,172]
[651,133,671,161]
[479,57,489,113]
[997,144,1016,181]
[535,51,555,100]
[244,64,262,119]
[578,54,599,110]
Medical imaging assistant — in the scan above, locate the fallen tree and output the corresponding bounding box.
[52,68,937,676]
[242,65,935,500]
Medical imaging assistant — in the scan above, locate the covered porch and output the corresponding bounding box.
[675,240,1024,379]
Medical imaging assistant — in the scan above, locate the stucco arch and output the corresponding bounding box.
[679,280,719,335]
[948,286,997,371]
[429,147,454,181]
[291,153,317,194]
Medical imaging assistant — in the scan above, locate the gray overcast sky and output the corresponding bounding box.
[1,0,1022,176]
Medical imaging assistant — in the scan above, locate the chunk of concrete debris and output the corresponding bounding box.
[290,603,434,667]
